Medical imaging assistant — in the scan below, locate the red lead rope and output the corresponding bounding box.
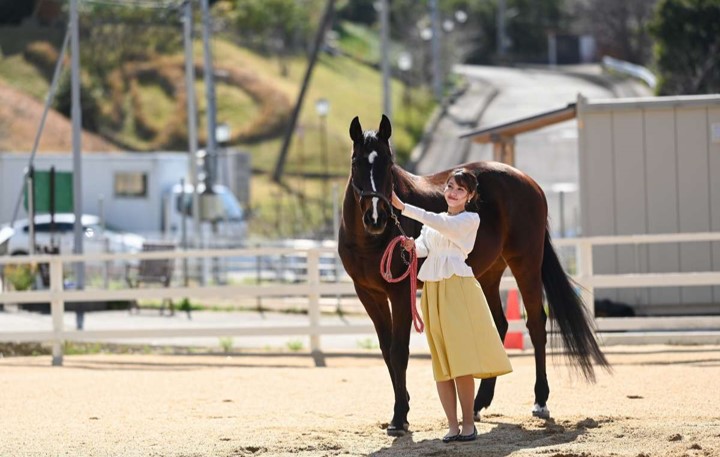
[380,236,424,333]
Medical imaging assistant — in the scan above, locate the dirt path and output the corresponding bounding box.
[0,345,718,456]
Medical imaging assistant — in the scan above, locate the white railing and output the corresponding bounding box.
[1,232,720,365]
[602,55,658,89]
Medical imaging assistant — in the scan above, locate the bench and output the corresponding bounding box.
[125,241,177,316]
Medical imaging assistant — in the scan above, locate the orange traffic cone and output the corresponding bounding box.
[503,289,524,350]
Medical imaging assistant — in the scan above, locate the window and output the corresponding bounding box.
[114,172,147,198]
[24,222,74,233]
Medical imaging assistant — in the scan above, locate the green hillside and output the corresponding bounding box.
[0,25,435,238]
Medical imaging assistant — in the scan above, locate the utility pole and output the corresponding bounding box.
[201,0,217,191]
[70,0,84,288]
[272,0,335,183]
[497,0,507,57]
[379,0,391,118]
[429,0,442,101]
[183,0,200,244]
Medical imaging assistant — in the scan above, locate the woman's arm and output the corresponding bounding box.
[393,192,428,257]
[414,226,429,258]
[401,203,479,251]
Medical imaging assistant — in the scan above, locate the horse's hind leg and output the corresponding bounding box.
[505,254,550,419]
[474,261,508,420]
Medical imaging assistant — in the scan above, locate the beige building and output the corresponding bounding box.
[577,94,720,314]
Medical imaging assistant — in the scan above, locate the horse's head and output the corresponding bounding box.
[348,115,394,235]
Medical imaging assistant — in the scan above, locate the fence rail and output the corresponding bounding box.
[2,232,720,366]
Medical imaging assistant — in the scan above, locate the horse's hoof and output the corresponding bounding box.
[532,403,550,419]
[473,411,481,422]
[386,423,409,437]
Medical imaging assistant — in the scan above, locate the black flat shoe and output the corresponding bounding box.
[456,426,477,442]
[442,432,460,443]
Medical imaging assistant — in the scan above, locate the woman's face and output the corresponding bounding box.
[444,177,471,213]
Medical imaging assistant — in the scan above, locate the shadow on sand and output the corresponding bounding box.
[369,418,591,457]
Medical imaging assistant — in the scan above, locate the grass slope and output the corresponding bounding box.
[0,33,435,238]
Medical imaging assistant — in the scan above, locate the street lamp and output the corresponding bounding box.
[315,98,330,230]
[215,122,231,145]
[215,122,231,187]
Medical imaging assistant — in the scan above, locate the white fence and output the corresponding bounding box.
[1,233,720,366]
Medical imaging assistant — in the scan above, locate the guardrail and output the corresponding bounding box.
[2,232,720,365]
[602,55,657,89]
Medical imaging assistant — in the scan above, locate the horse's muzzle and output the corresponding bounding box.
[363,209,388,234]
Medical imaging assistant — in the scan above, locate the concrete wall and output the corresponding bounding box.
[578,94,720,314]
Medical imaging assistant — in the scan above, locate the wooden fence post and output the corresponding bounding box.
[50,257,64,366]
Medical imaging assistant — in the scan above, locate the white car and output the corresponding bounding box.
[3,213,145,256]
[166,183,248,246]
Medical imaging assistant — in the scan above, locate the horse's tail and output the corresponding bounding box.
[541,229,610,382]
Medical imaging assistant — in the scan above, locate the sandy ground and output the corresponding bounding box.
[0,345,719,457]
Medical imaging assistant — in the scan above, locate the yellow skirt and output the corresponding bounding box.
[421,275,513,382]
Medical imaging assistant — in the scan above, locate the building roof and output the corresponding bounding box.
[459,103,577,143]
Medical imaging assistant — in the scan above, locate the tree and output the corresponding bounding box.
[572,0,657,65]
[336,0,376,25]
[505,0,568,63]
[649,0,720,95]
[228,0,315,54]
[54,70,101,133]
[0,0,35,25]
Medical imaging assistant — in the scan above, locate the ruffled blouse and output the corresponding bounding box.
[401,203,480,282]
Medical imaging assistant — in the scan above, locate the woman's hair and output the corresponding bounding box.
[447,168,480,208]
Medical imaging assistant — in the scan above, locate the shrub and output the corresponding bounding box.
[4,264,36,291]
[23,41,61,80]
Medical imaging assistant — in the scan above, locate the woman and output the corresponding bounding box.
[391,168,512,443]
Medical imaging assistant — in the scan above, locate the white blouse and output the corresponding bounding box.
[401,203,480,282]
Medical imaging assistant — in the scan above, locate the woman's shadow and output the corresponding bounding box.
[369,417,591,456]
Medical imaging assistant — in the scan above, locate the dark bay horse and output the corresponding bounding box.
[338,115,609,436]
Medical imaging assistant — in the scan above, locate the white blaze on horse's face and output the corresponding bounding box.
[368,151,379,223]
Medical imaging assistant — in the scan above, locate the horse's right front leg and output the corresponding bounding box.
[384,286,414,436]
[354,286,402,433]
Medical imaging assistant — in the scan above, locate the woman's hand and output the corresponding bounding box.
[391,191,405,211]
[402,237,415,251]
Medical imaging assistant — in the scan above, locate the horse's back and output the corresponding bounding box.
[425,161,549,269]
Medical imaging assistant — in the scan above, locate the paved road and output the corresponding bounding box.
[414,64,653,237]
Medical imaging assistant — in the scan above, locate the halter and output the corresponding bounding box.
[350,168,407,238]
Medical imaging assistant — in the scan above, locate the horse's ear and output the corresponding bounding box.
[378,114,392,142]
[349,116,363,143]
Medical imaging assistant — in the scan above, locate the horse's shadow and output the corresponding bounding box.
[369,418,590,457]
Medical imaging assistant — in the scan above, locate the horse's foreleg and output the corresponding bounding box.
[507,257,550,419]
[355,286,408,432]
[474,263,507,420]
[385,286,413,436]
[355,287,395,381]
